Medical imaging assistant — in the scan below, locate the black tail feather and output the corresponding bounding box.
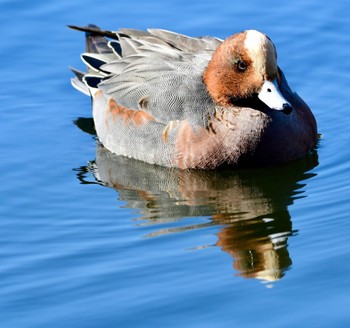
[70,67,85,81]
[67,24,120,40]
[68,24,116,54]
[83,75,103,89]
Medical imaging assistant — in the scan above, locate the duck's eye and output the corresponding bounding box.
[237,60,247,72]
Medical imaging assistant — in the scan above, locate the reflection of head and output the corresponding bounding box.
[76,142,318,282]
[215,212,293,281]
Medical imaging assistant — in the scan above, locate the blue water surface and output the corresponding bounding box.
[1,0,350,327]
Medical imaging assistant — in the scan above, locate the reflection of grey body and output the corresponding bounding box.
[78,141,318,281]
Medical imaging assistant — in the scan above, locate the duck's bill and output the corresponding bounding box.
[258,79,293,114]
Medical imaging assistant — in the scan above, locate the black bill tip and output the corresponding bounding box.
[281,103,293,115]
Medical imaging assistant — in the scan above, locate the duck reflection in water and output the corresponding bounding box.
[74,118,318,282]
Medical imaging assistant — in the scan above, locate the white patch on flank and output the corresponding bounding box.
[244,30,277,77]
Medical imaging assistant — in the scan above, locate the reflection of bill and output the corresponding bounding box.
[75,132,318,282]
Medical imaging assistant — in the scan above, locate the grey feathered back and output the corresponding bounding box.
[95,28,223,126]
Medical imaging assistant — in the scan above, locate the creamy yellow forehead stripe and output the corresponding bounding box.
[244,30,277,78]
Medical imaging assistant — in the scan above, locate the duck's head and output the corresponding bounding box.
[203,30,292,114]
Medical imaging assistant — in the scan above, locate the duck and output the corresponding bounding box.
[69,25,317,169]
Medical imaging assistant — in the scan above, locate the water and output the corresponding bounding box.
[1,0,350,327]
